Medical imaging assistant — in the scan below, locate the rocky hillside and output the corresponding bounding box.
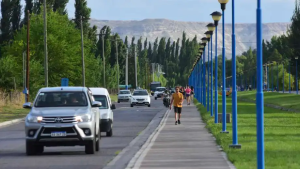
[90,19,289,58]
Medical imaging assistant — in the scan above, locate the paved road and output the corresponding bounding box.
[0,97,167,169]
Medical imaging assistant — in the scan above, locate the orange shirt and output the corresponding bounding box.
[172,92,184,107]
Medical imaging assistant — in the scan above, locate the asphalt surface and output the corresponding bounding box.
[0,97,167,169]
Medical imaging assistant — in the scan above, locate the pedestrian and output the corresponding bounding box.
[190,86,194,101]
[170,86,184,125]
[185,85,192,105]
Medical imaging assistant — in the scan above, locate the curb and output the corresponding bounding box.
[125,109,170,169]
[0,117,25,128]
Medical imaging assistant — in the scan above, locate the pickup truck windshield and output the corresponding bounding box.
[35,92,88,107]
[93,95,108,109]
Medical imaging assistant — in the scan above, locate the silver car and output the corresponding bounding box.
[23,87,101,155]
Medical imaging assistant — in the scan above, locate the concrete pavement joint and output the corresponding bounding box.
[0,117,25,128]
[125,109,170,169]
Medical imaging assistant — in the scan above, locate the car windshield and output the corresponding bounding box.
[150,84,161,91]
[93,95,108,109]
[34,92,88,107]
[156,88,165,91]
[133,91,148,96]
[119,91,130,94]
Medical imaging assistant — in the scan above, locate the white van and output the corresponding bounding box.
[89,88,115,137]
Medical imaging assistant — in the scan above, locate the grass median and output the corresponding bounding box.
[237,90,300,110]
[195,93,300,169]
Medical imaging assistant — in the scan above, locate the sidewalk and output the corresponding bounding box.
[130,102,235,169]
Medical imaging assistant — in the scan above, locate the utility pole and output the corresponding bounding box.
[26,10,30,102]
[23,51,26,92]
[134,45,138,88]
[102,30,105,88]
[80,16,85,87]
[125,48,128,89]
[43,0,48,87]
[152,63,155,82]
[115,39,119,93]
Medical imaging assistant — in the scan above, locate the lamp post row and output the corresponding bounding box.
[189,0,265,168]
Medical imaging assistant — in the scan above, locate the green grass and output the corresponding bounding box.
[0,106,29,122]
[110,95,118,102]
[115,150,121,155]
[195,95,300,169]
[237,91,300,110]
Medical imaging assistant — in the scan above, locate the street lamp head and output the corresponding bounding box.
[211,11,222,26]
[205,31,211,39]
[218,0,229,11]
[207,23,216,32]
[296,56,299,60]
[201,37,208,43]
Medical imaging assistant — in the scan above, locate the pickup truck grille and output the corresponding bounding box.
[42,116,76,123]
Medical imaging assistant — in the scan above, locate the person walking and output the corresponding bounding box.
[185,85,192,105]
[170,87,184,125]
[190,86,194,101]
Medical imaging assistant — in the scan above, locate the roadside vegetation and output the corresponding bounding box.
[195,92,300,169]
[0,91,29,122]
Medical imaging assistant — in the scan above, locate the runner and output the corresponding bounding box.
[170,86,184,125]
[185,85,192,105]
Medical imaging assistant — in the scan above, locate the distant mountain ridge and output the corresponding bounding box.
[89,19,290,58]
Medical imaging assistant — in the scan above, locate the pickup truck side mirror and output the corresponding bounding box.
[23,102,32,109]
[92,101,102,107]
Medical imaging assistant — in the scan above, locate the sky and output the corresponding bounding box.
[65,0,295,23]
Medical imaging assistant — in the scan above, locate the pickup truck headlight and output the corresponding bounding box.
[26,114,43,123]
[75,114,92,122]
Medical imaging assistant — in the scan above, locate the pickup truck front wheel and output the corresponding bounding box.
[26,141,37,155]
[85,138,96,154]
[95,128,100,152]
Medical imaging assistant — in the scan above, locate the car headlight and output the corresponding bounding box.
[131,97,136,100]
[75,114,93,122]
[26,114,43,123]
[101,113,108,119]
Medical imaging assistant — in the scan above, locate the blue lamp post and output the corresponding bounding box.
[199,49,204,103]
[296,56,298,94]
[267,64,270,91]
[283,63,285,93]
[229,0,241,149]
[200,56,203,104]
[205,32,212,113]
[199,50,203,103]
[207,24,216,118]
[218,0,229,134]
[256,0,265,168]
[211,11,222,124]
[277,63,279,92]
[201,40,208,107]
[199,49,203,103]
[289,60,291,93]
